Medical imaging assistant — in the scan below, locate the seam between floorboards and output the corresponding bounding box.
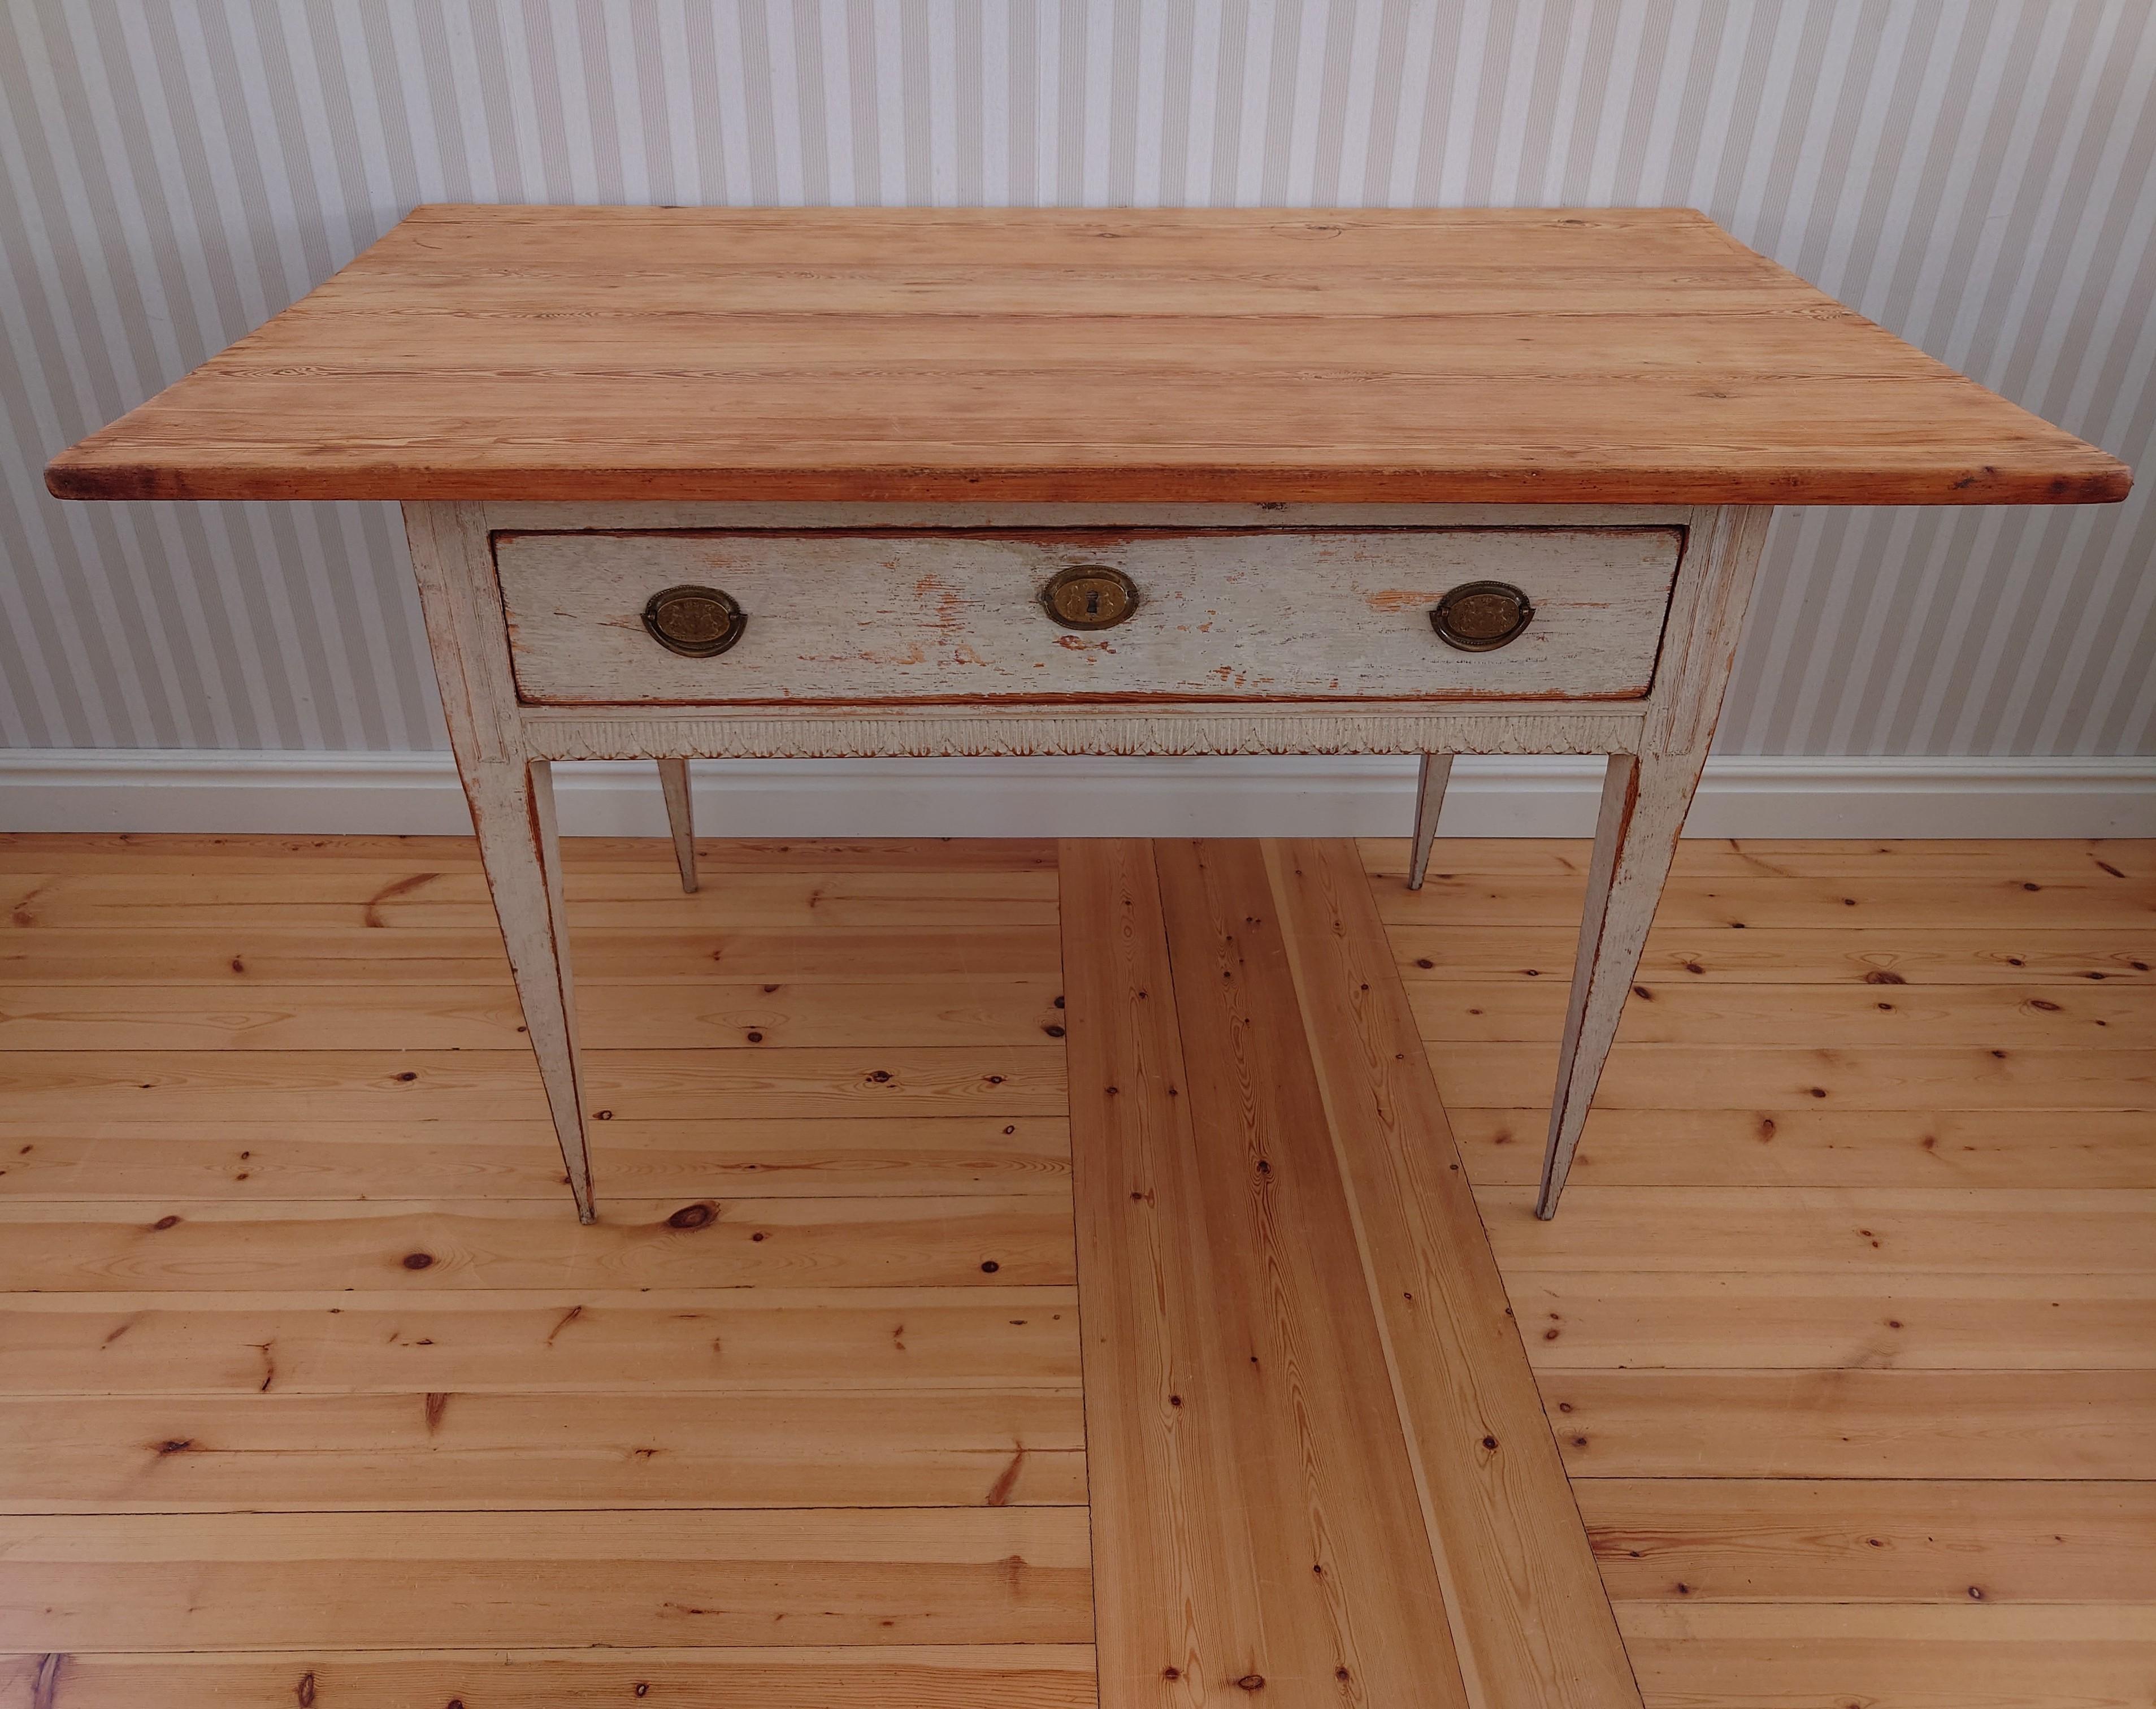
[1256,838,1493,1709]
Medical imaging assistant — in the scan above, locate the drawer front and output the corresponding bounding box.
[493,526,1683,706]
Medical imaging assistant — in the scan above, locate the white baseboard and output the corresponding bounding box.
[4,749,2152,839]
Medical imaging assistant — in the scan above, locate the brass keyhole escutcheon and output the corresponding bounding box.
[642,584,748,657]
[1041,563,1140,631]
[1430,580,1535,652]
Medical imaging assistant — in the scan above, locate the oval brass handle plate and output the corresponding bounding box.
[642,584,747,657]
[1430,580,1535,652]
[1041,563,1140,631]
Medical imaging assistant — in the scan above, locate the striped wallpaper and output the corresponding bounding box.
[2,0,2150,758]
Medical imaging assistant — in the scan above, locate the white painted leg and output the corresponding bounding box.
[405,501,596,1224]
[466,757,595,1221]
[1406,753,1454,890]
[1537,749,1708,1220]
[657,757,698,892]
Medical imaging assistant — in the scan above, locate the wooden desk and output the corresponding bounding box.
[50,207,2128,1229]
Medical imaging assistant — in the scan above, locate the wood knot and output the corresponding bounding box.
[979,1260,999,1273]
[294,1671,316,1707]
[401,1252,433,1270]
[668,1202,717,1230]
[1237,1674,1265,1690]
[151,1214,181,1230]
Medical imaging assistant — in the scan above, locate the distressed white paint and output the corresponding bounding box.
[518,704,1646,761]
[1406,749,1453,888]
[1537,503,1770,1215]
[1537,747,1704,1215]
[410,493,1759,1217]
[404,499,595,1222]
[494,523,1684,705]
[654,754,697,892]
[483,500,1698,531]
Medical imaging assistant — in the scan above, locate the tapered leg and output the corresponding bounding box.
[657,757,698,892]
[465,757,595,1221]
[1405,753,1454,890]
[1537,749,1708,1219]
[405,502,597,1223]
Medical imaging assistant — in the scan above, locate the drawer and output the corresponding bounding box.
[493,526,1685,706]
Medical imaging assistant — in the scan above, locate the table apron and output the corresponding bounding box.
[515,704,1650,761]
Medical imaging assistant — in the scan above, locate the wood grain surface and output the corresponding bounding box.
[0,1648,1102,1709]
[0,1508,1095,1650]
[45,207,2128,507]
[1062,837,1637,1709]
[2,830,2150,1708]
[1376,832,2156,1704]
[0,831,1088,1700]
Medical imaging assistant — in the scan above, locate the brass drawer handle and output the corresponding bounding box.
[1430,580,1535,652]
[642,584,747,657]
[1041,563,1139,631]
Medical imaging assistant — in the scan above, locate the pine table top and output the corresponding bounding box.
[47,205,2129,509]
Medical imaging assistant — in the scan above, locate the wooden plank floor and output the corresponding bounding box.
[0,834,1094,1708]
[1374,834,2156,1706]
[1062,839,1632,1708]
[2,831,2151,1706]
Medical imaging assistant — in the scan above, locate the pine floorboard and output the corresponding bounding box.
[0,831,2148,1707]
[1061,838,1634,1708]
[1379,834,2156,1707]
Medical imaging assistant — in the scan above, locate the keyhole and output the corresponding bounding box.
[1042,564,1137,630]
